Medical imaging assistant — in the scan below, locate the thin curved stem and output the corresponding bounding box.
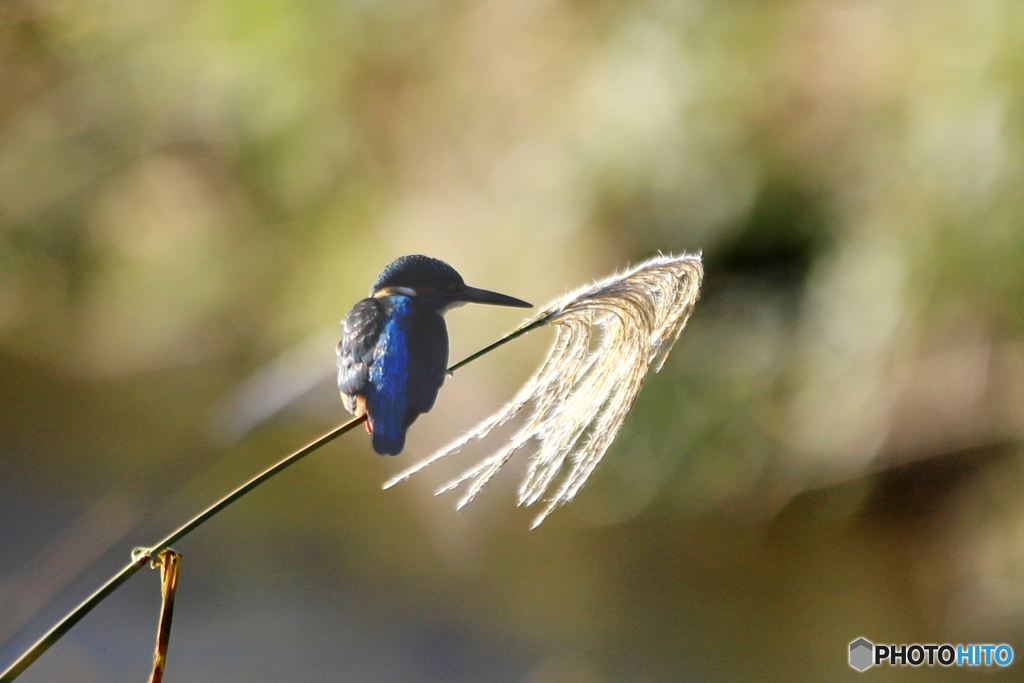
[0,416,365,683]
[447,316,550,374]
[0,321,534,683]
[148,416,365,555]
[0,557,149,683]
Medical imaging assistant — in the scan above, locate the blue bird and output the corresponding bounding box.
[337,255,532,455]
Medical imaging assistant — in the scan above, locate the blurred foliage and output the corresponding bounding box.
[4,0,1024,680]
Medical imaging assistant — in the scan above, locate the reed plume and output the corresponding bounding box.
[384,253,704,527]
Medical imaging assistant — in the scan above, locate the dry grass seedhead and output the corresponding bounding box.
[384,253,704,527]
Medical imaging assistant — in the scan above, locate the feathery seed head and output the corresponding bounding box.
[384,253,703,527]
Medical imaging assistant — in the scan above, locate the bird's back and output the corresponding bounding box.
[338,295,449,455]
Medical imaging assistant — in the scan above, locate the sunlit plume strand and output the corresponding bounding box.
[383,253,704,528]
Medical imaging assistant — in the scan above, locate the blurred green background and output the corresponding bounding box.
[3,0,1024,680]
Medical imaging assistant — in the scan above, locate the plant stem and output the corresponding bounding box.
[447,315,550,373]
[147,549,182,683]
[0,320,537,682]
[0,416,365,683]
[0,557,148,683]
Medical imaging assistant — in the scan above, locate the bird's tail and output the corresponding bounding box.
[371,429,406,456]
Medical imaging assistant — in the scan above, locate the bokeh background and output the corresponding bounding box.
[3,0,1024,680]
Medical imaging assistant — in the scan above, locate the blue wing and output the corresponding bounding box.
[364,298,449,455]
[337,297,385,415]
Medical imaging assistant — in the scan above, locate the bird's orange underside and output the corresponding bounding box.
[355,395,372,433]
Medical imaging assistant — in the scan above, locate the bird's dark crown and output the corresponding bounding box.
[370,255,465,296]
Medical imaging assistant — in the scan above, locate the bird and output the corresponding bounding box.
[337,254,532,455]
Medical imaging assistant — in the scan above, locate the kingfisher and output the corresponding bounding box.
[337,254,532,455]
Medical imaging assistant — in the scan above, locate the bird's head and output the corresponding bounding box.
[370,255,532,312]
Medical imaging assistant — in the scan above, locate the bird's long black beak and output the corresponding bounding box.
[456,285,532,308]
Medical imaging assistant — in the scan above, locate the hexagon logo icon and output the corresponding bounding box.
[849,638,874,671]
